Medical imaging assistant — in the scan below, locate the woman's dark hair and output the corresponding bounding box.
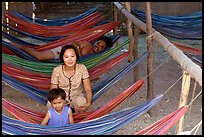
[97,36,113,48]
[48,88,66,103]
[59,45,79,62]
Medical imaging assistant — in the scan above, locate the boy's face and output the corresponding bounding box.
[51,96,64,112]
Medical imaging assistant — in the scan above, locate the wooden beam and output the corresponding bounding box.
[113,2,202,87]
[145,2,154,116]
[125,2,134,62]
[176,70,191,133]
[133,26,140,82]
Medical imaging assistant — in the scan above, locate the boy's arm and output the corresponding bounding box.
[68,108,74,124]
[41,112,50,125]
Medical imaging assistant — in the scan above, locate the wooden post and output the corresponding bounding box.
[2,2,6,33]
[133,26,140,82]
[176,70,191,133]
[125,2,134,62]
[145,2,154,116]
[113,4,119,46]
[113,2,202,86]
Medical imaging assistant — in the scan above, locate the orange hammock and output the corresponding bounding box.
[2,51,129,91]
[171,41,202,55]
[135,106,188,135]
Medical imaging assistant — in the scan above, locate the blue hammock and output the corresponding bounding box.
[131,8,202,40]
[2,93,163,135]
[11,7,98,26]
[192,55,202,64]
[2,51,149,105]
[2,32,122,63]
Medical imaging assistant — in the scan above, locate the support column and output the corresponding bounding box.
[145,2,154,116]
[176,70,191,133]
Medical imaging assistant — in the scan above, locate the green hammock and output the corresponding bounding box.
[2,39,130,74]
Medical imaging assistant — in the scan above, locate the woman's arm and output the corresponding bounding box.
[82,78,92,110]
[41,112,50,125]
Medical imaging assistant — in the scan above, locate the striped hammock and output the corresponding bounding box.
[2,51,130,91]
[2,38,130,74]
[2,32,122,63]
[135,106,188,135]
[11,7,98,26]
[2,51,149,105]
[4,11,105,37]
[2,94,163,135]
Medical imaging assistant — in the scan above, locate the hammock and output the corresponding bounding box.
[2,32,122,63]
[2,51,149,105]
[2,38,129,74]
[4,11,105,37]
[11,7,98,26]
[2,94,163,135]
[2,21,120,52]
[2,24,64,42]
[2,78,144,124]
[2,51,130,90]
[2,19,110,42]
[192,55,202,65]
[171,41,202,55]
[132,8,202,40]
[135,106,188,135]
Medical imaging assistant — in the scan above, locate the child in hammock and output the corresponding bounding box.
[41,88,74,126]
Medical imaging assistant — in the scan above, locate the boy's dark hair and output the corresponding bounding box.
[97,36,113,48]
[48,88,66,103]
[59,45,79,62]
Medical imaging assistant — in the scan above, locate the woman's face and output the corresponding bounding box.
[63,48,77,67]
[93,40,107,53]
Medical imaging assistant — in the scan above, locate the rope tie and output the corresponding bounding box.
[144,55,171,80]
[163,75,183,95]
[188,89,202,106]
[146,31,156,40]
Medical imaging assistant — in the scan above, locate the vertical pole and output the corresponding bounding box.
[2,2,6,33]
[176,70,191,133]
[133,26,140,82]
[125,2,134,62]
[145,2,154,116]
[113,4,119,46]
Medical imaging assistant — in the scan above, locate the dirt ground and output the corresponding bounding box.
[2,35,202,135]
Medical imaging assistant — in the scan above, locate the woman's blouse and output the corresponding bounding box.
[51,64,89,102]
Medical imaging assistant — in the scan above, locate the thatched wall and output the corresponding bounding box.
[33,2,113,20]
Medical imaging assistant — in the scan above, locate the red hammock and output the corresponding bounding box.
[4,12,104,37]
[135,106,188,135]
[33,21,120,51]
[2,51,129,91]
[2,79,144,124]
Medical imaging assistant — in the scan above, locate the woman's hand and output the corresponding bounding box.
[75,102,91,112]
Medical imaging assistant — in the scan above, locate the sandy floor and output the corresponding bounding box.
[2,35,202,135]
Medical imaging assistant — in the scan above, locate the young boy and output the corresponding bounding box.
[41,88,74,126]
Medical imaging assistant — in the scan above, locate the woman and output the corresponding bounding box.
[49,44,92,113]
[13,36,113,61]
